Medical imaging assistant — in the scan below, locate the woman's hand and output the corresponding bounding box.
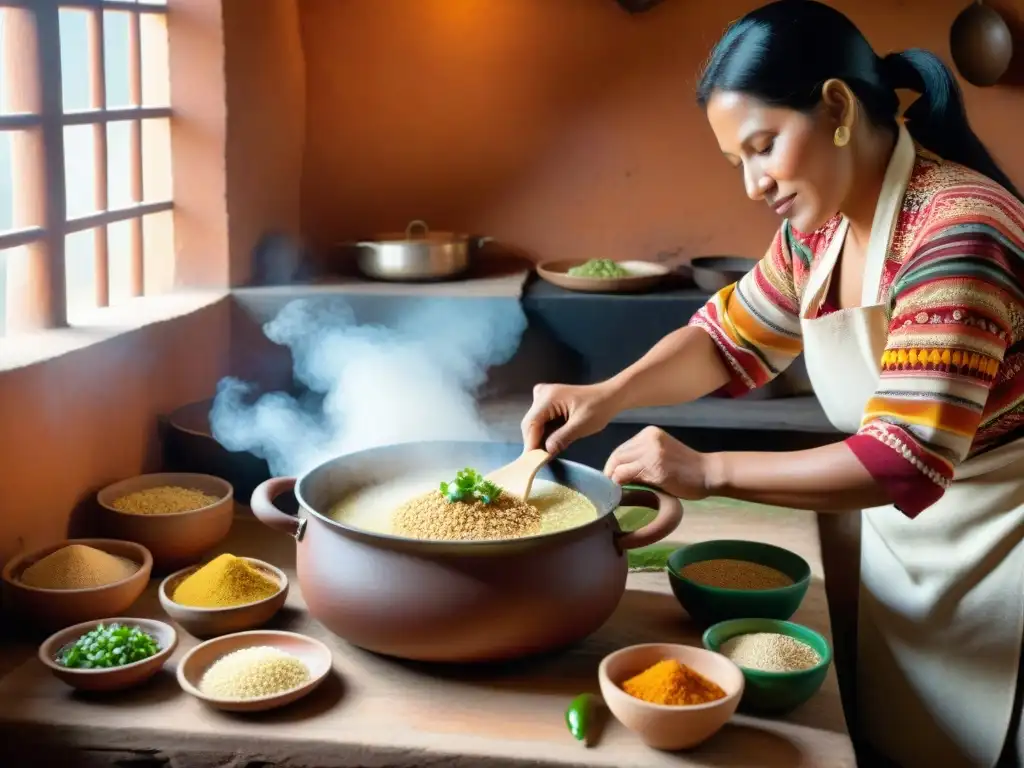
[603,426,711,500]
[521,382,621,455]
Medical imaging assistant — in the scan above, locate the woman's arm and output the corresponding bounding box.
[703,228,1017,514]
[703,443,891,512]
[604,425,888,511]
[525,226,809,453]
[608,224,808,410]
[614,223,1019,515]
[607,220,1020,514]
[603,326,732,410]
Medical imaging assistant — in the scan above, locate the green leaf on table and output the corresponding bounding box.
[615,506,657,532]
[627,543,679,573]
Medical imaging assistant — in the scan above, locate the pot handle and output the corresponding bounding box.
[614,485,682,550]
[406,219,430,239]
[250,477,306,542]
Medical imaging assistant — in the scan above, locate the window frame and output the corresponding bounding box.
[0,0,172,335]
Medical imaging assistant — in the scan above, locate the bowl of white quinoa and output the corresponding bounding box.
[96,472,234,573]
[702,617,832,714]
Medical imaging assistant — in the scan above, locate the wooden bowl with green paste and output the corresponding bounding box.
[536,259,669,294]
[159,555,289,639]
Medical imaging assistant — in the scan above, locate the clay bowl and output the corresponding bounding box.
[536,259,669,293]
[598,643,744,751]
[177,630,333,712]
[1,539,153,633]
[96,472,234,573]
[250,441,683,663]
[159,557,289,638]
[38,617,177,692]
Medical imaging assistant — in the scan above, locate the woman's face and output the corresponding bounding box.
[705,90,852,233]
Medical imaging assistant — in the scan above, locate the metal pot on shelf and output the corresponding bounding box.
[250,440,682,663]
[353,220,493,282]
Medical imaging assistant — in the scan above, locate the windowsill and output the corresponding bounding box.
[0,290,229,372]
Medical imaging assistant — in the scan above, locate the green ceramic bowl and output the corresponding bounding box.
[702,618,832,714]
[666,539,811,627]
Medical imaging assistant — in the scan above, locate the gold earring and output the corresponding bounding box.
[834,126,851,147]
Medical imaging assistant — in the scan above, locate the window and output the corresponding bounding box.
[0,0,172,338]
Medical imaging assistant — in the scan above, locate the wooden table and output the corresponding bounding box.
[0,502,856,767]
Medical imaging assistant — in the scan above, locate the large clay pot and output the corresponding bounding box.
[251,441,682,662]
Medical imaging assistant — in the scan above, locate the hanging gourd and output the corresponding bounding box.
[950,1,1014,87]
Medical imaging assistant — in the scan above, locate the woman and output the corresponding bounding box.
[522,2,1024,766]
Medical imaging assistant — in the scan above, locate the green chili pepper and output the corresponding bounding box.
[565,693,598,745]
[57,623,160,669]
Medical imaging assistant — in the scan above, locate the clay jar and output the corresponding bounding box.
[251,441,682,663]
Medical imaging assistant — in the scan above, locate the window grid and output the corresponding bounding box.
[0,0,171,336]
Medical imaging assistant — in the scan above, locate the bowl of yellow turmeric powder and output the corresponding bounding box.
[97,472,235,573]
[598,643,744,751]
[158,554,288,638]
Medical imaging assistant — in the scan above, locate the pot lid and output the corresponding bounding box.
[368,220,470,245]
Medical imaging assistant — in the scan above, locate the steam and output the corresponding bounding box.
[209,297,527,478]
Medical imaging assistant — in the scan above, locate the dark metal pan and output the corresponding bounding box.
[690,256,759,294]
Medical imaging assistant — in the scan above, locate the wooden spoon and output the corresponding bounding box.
[486,449,551,501]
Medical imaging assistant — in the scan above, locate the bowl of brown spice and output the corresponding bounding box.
[96,472,234,572]
[599,643,744,751]
[666,539,811,628]
[1,539,153,633]
[159,554,288,638]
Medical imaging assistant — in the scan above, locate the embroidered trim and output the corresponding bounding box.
[893,303,1010,338]
[861,423,953,488]
[880,348,1000,378]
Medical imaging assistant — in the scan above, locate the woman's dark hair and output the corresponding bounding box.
[697,0,1021,200]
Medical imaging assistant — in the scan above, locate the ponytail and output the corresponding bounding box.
[882,50,1022,200]
[696,1,1022,202]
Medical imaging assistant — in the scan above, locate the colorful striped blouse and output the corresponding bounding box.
[689,147,1024,517]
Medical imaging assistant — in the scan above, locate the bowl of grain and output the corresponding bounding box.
[598,643,744,751]
[96,472,234,572]
[666,539,811,627]
[1,539,153,633]
[702,618,832,714]
[159,554,289,638]
[177,629,332,712]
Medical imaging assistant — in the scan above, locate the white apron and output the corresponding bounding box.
[799,125,1024,767]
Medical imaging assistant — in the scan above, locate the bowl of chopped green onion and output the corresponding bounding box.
[38,617,177,692]
[536,258,670,293]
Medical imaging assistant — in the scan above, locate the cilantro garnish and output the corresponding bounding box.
[439,468,503,505]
